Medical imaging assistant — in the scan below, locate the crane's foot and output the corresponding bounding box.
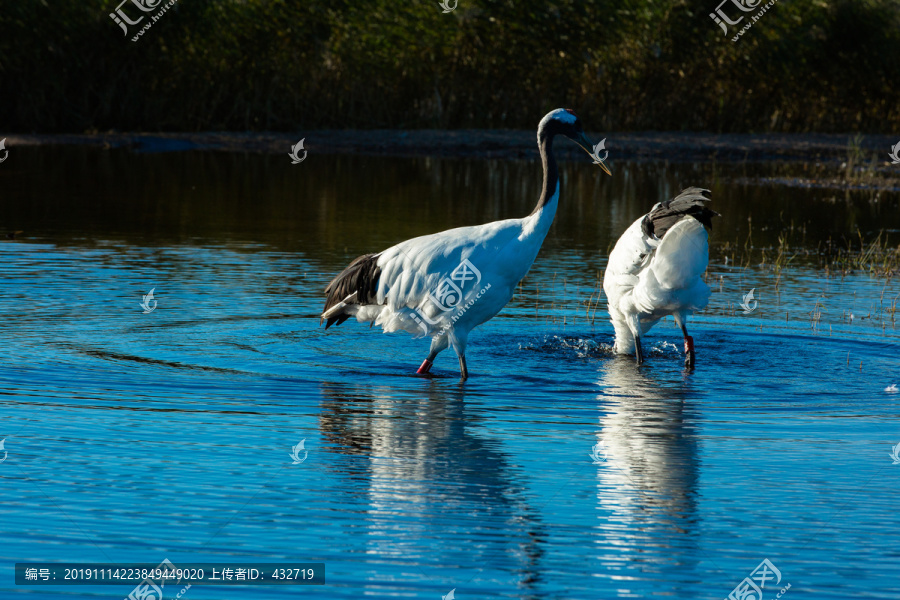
[683,335,695,370]
[634,337,644,365]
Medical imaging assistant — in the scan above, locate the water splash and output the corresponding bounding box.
[519,335,613,358]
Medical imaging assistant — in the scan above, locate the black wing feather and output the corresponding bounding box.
[322,253,382,329]
[641,187,719,240]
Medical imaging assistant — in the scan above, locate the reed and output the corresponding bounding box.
[714,229,899,279]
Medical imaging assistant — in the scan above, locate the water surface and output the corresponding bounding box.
[2,148,900,599]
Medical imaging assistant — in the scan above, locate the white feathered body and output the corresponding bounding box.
[604,216,711,353]
[347,192,559,343]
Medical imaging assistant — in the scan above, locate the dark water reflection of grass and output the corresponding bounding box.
[4,148,899,260]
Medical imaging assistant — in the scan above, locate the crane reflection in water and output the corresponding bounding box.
[592,359,704,591]
[317,381,546,593]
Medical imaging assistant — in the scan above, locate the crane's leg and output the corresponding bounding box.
[628,314,644,365]
[448,329,469,382]
[458,355,468,381]
[417,335,449,376]
[674,312,695,369]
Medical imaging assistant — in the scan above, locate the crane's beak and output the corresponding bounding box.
[594,155,613,176]
[573,131,612,176]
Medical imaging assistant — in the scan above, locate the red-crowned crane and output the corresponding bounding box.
[603,188,719,368]
[321,109,611,380]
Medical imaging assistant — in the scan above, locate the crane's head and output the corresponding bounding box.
[538,108,612,176]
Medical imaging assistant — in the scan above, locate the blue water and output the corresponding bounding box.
[1,149,900,599]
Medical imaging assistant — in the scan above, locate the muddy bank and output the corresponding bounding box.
[5,130,899,163]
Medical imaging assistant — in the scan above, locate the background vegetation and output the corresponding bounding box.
[2,0,898,133]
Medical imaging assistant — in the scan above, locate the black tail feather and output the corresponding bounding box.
[324,314,353,330]
[322,253,382,329]
[641,187,719,240]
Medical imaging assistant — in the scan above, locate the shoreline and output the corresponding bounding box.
[4,130,899,163]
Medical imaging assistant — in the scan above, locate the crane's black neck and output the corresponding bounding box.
[531,134,559,216]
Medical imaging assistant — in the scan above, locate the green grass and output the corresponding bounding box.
[2,0,899,132]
